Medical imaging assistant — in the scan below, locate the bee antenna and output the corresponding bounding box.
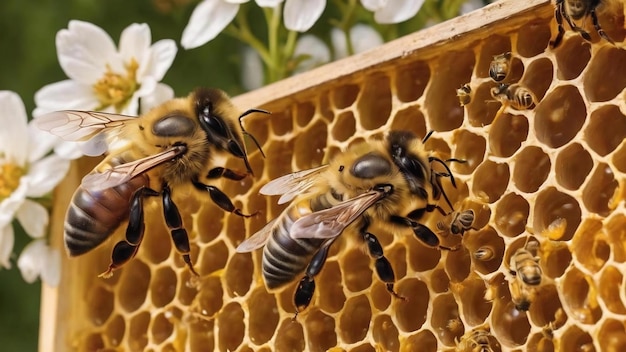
[422,130,435,143]
[429,156,457,188]
[238,108,270,158]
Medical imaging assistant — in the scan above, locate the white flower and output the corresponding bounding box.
[0,91,69,284]
[34,20,177,159]
[283,0,326,32]
[330,24,384,60]
[361,0,425,24]
[18,239,61,286]
[181,0,283,49]
[293,35,331,74]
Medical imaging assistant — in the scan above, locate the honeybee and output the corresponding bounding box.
[473,246,495,261]
[236,130,461,315]
[551,0,615,48]
[508,278,535,311]
[437,209,475,237]
[457,84,472,106]
[490,83,536,110]
[489,52,512,82]
[37,88,267,278]
[507,238,542,310]
[455,326,496,352]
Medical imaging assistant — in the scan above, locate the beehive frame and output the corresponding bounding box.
[40,0,626,350]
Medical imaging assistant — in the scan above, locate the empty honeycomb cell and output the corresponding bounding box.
[199,240,229,275]
[583,163,618,216]
[370,281,391,311]
[339,295,371,343]
[527,285,563,328]
[150,266,177,308]
[598,319,626,352]
[350,344,376,352]
[613,142,626,172]
[429,267,450,293]
[304,309,337,351]
[451,129,486,175]
[118,260,151,313]
[539,240,572,279]
[386,244,407,280]
[217,302,245,351]
[196,203,224,244]
[177,271,198,306]
[586,105,626,156]
[406,234,441,272]
[400,330,438,352]
[526,333,554,352]
[247,288,279,344]
[373,315,400,352]
[331,111,356,142]
[86,284,114,326]
[513,146,550,193]
[141,225,173,265]
[424,51,474,132]
[294,120,327,170]
[572,218,609,273]
[188,318,214,352]
[560,325,594,352]
[81,333,105,352]
[245,113,270,149]
[194,276,224,318]
[268,109,293,136]
[465,226,505,274]
[599,265,626,314]
[476,35,512,79]
[264,139,296,181]
[533,187,581,242]
[389,105,427,138]
[295,101,315,128]
[606,214,626,262]
[393,278,429,333]
[151,312,174,344]
[555,143,594,190]
[129,311,150,351]
[316,261,346,313]
[274,319,305,352]
[444,247,471,283]
[341,247,373,293]
[356,73,392,131]
[520,57,553,101]
[489,112,528,157]
[430,293,462,346]
[554,36,590,80]
[516,20,552,57]
[472,161,510,203]
[224,250,253,297]
[490,291,531,347]
[584,45,626,102]
[332,83,360,109]
[105,314,125,346]
[466,83,501,127]
[561,266,602,324]
[534,85,586,148]
[395,60,430,103]
[450,277,492,326]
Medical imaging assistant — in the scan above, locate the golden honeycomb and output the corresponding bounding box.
[40,0,626,351]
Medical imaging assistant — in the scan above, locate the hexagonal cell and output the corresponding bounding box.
[294,120,327,170]
[444,247,471,283]
[224,250,253,298]
[584,45,626,102]
[476,35,512,79]
[598,319,626,351]
[316,260,346,314]
[599,265,626,314]
[489,112,528,158]
[339,294,371,343]
[534,85,586,148]
[196,202,224,244]
[572,217,610,274]
[405,235,441,272]
[490,283,531,347]
[356,73,392,131]
[560,325,595,352]
[472,161,510,203]
[394,278,429,333]
[555,143,594,190]
[274,319,305,352]
[425,50,475,131]
[295,101,316,128]
[466,82,501,127]
[118,260,151,313]
[512,146,551,193]
[586,105,626,157]
[395,60,430,103]
[188,318,214,352]
[430,293,463,347]
[269,108,294,136]
[554,36,591,80]
[80,333,105,352]
[248,287,279,344]
[217,302,245,352]
[561,266,602,324]
[151,312,174,345]
[465,226,505,274]
[401,330,438,352]
[86,284,114,327]
[304,309,336,351]
[177,270,198,306]
[520,57,553,102]
[389,105,427,138]
[449,276,492,326]
[129,311,150,351]
[150,266,177,308]
[332,83,360,109]
[198,241,229,277]
[527,284,564,328]
[104,314,125,347]
[141,223,173,265]
[538,239,572,279]
[264,139,296,180]
[582,163,618,216]
[194,276,224,318]
[516,20,553,57]
[606,213,626,262]
[533,187,581,242]
[373,314,400,352]
[429,267,450,293]
[613,142,626,173]
[331,110,356,142]
[451,129,486,175]
[341,247,374,293]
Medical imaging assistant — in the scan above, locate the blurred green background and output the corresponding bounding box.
[0,0,481,350]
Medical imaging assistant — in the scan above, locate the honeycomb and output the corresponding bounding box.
[40,0,626,351]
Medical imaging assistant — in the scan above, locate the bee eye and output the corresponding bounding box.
[351,153,391,179]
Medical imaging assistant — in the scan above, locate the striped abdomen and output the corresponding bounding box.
[64,174,149,256]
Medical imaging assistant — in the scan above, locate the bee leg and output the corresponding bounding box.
[294,239,335,318]
[162,184,199,276]
[99,187,159,278]
[362,231,406,300]
[591,8,614,44]
[192,180,257,217]
[551,2,566,48]
[206,167,248,181]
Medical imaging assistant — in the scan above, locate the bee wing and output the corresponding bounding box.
[36,110,133,142]
[260,165,329,204]
[290,190,386,240]
[235,219,278,252]
[81,145,186,191]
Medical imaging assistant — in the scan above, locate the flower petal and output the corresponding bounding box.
[17,239,47,283]
[255,0,282,7]
[284,0,326,32]
[140,83,174,113]
[41,246,61,287]
[56,20,118,84]
[15,200,49,239]
[181,0,240,49]
[139,39,177,81]
[0,224,14,269]
[293,34,330,73]
[27,121,61,163]
[24,155,70,197]
[33,80,99,117]
[241,46,265,91]
[374,0,425,24]
[0,91,29,165]
[119,23,151,65]
[53,141,84,160]
[0,178,27,228]
[360,0,386,11]
[350,24,384,55]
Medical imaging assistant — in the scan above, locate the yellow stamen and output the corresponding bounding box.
[0,163,25,200]
[92,58,140,112]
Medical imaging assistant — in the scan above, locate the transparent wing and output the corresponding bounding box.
[81,145,186,191]
[290,190,386,240]
[260,165,329,204]
[36,110,133,141]
[235,219,278,252]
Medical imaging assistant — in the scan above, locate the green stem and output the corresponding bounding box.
[226,7,272,67]
[264,5,284,82]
